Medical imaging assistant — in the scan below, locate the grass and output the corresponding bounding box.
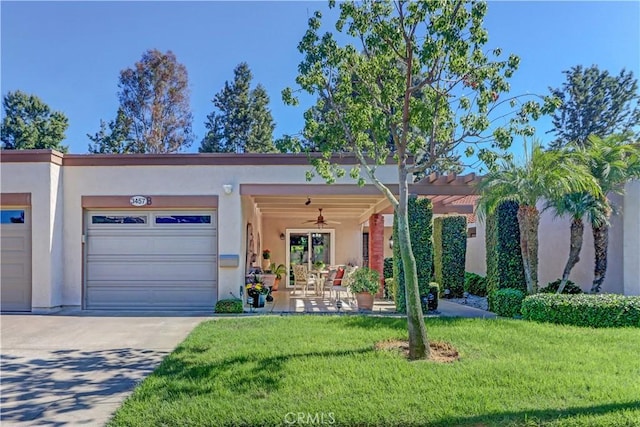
[109,316,640,426]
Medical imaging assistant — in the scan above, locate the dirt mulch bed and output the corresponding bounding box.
[375,339,459,363]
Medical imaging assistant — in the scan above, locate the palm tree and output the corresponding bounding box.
[544,192,607,294]
[580,135,640,293]
[477,140,601,294]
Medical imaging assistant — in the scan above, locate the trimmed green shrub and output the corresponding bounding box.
[214,298,243,314]
[383,257,394,279]
[492,288,525,318]
[464,272,488,297]
[539,279,584,294]
[433,215,467,298]
[393,196,433,313]
[486,201,526,310]
[522,294,640,328]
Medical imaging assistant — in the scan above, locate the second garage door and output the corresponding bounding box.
[1,208,31,312]
[86,210,217,310]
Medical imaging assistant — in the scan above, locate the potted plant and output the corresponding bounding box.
[347,267,380,311]
[268,262,286,291]
[262,249,271,270]
[245,279,270,308]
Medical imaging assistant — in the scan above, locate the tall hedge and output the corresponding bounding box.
[383,257,394,279]
[393,195,433,313]
[485,201,526,310]
[433,215,467,297]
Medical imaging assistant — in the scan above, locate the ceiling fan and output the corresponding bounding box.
[302,208,341,229]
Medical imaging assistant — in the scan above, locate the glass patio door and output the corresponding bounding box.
[286,229,335,287]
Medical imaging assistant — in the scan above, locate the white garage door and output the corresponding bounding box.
[1,208,32,312]
[86,210,217,310]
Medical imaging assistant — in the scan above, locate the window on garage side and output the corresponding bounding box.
[0,210,25,224]
[155,215,211,224]
[92,215,147,224]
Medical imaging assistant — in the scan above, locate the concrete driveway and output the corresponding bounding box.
[0,312,208,426]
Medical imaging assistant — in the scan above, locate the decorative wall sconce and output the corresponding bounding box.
[388,235,394,249]
[223,184,233,195]
[280,233,285,240]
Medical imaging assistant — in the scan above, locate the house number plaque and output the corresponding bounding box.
[130,195,151,207]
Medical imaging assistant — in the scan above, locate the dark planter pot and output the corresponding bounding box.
[421,292,438,312]
[247,290,265,308]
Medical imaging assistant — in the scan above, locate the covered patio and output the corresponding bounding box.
[240,172,482,311]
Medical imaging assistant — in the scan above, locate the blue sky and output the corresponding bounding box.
[1,1,639,156]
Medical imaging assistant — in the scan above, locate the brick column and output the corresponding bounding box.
[368,214,385,297]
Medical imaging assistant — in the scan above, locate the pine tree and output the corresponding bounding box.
[88,108,136,153]
[247,84,276,152]
[549,65,640,149]
[200,63,274,153]
[1,90,69,152]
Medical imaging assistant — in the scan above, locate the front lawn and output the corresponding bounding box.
[109,316,640,426]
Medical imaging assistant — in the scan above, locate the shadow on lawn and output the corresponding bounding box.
[432,401,640,427]
[0,348,168,425]
[155,346,373,397]
[329,315,473,331]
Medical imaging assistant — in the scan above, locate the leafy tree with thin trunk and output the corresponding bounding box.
[549,65,640,149]
[200,63,275,153]
[477,141,600,294]
[1,90,68,152]
[284,0,557,360]
[116,49,193,153]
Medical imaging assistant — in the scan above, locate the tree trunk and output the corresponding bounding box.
[397,169,429,360]
[558,217,584,294]
[517,205,539,294]
[591,222,609,293]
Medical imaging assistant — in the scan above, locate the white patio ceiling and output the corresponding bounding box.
[242,173,481,224]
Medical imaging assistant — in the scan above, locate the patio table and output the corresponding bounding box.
[309,269,329,296]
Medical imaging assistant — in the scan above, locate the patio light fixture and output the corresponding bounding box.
[280,233,285,240]
[388,235,393,249]
[223,184,233,195]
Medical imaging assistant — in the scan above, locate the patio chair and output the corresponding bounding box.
[322,268,338,298]
[330,265,358,303]
[292,264,316,296]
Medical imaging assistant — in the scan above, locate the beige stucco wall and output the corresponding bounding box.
[465,221,486,275]
[538,202,623,293]
[468,199,625,293]
[623,180,640,295]
[62,165,278,307]
[1,162,64,312]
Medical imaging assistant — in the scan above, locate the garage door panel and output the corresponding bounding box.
[87,260,216,281]
[0,286,31,311]
[1,261,29,279]
[86,209,217,310]
[88,233,215,255]
[2,235,28,252]
[87,285,215,310]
